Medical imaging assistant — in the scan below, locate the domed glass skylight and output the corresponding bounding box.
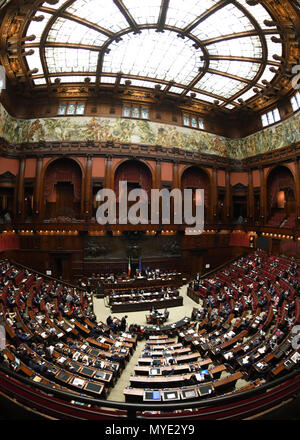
[24,0,283,110]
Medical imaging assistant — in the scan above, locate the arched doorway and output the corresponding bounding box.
[43,158,83,220]
[266,166,295,225]
[180,166,210,222]
[114,159,152,198]
[113,159,153,226]
[267,166,295,215]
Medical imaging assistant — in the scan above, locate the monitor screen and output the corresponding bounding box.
[69,362,81,372]
[181,388,198,399]
[81,367,94,376]
[199,384,213,396]
[274,350,283,358]
[85,382,102,393]
[163,390,179,400]
[56,371,71,382]
[150,368,162,376]
[90,349,100,356]
[95,370,110,381]
[284,360,293,369]
[144,390,161,401]
[48,365,58,373]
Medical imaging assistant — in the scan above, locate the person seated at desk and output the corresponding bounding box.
[106,315,118,330]
[164,291,170,299]
[16,329,30,342]
[164,308,169,320]
[196,369,211,382]
[82,354,90,366]
[183,374,197,386]
[224,330,236,341]
[166,356,175,365]
[241,355,250,365]
[224,351,234,361]
[151,308,162,318]
[143,351,152,357]
[72,351,82,362]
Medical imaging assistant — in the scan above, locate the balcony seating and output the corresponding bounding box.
[267,212,286,227]
[281,214,296,228]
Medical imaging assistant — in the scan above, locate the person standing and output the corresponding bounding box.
[120,315,128,332]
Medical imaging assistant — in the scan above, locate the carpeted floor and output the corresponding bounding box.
[93,284,250,401]
[92,285,300,419]
[92,283,197,328]
[93,284,199,401]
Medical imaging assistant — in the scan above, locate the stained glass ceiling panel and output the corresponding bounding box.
[169,86,185,94]
[47,17,108,46]
[207,36,263,58]
[26,50,44,75]
[257,65,278,86]
[122,0,162,24]
[33,78,47,85]
[235,0,275,29]
[45,47,98,73]
[26,12,52,43]
[191,3,254,40]
[209,60,260,80]
[102,29,204,86]
[265,34,283,59]
[65,0,129,32]
[190,91,224,104]
[165,0,220,28]
[100,76,117,84]
[235,87,257,102]
[194,73,247,99]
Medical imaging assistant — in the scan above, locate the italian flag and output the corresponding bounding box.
[128,256,131,276]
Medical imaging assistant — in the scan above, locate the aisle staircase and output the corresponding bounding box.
[107,339,147,402]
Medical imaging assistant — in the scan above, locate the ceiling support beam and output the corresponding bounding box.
[182,0,231,35]
[113,0,140,34]
[157,0,170,32]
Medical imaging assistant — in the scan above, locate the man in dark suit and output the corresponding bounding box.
[120,315,128,332]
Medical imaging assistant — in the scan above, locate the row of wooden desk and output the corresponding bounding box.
[138,351,202,366]
[111,296,183,313]
[124,371,244,403]
[109,289,180,305]
[141,317,191,335]
[132,364,227,380]
[103,276,183,293]
[5,347,108,398]
[124,384,214,403]
[123,331,245,402]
